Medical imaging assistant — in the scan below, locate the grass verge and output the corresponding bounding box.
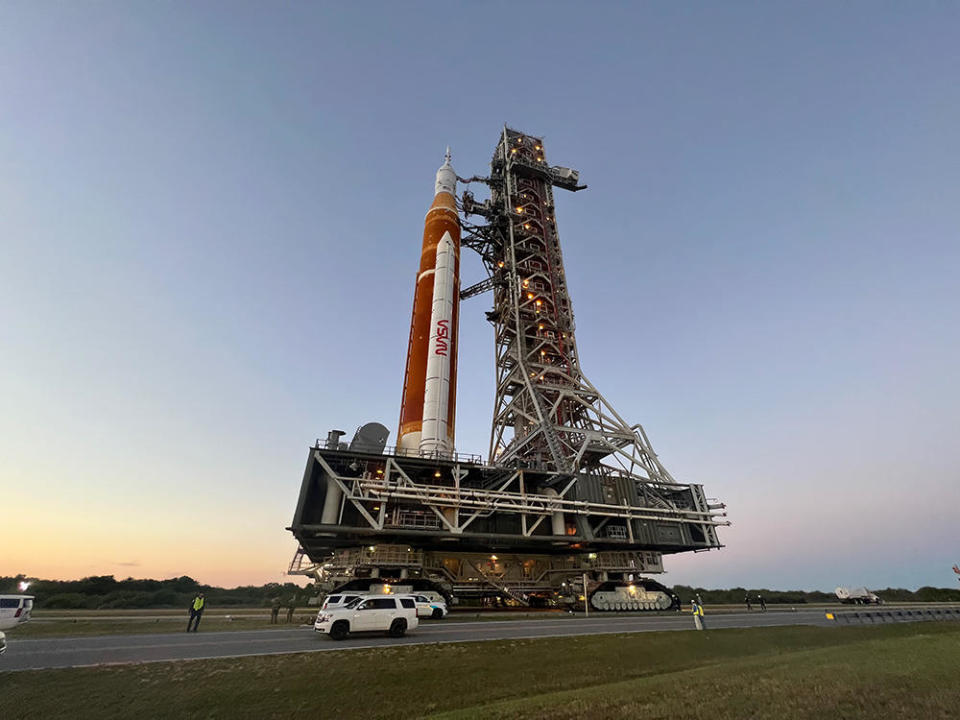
[14,614,312,637]
[3,623,959,719]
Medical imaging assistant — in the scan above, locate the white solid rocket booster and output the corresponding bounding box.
[420,230,456,456]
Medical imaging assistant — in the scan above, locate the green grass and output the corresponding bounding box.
[430,626,960,719]
[4,623,959,719]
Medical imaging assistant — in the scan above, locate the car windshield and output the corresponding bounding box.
[343,597,363,609]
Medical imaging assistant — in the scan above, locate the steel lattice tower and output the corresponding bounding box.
[462,128,686,489]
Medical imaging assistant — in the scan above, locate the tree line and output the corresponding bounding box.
[3,574,958,609]
[0,575,307,610]
[672,584,960,604]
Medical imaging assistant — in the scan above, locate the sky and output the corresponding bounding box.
[1,2,958,591]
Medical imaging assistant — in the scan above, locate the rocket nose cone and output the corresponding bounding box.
[435,147,456,196]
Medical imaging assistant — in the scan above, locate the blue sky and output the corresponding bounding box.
[2,2,958,589]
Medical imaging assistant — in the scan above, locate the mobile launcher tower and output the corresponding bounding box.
[289,128,728,611]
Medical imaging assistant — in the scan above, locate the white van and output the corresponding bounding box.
[315,595,418,640]
[0,595,33,632]
[0,595,34,656]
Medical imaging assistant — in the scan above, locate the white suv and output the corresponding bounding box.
[320,593,363,611]
[413,594,448,619]
[315,595,418,640]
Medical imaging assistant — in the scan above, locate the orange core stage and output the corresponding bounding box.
[398,151,461,455]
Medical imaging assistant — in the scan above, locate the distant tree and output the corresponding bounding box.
[43,593,92,609]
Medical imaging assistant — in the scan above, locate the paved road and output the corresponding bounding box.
[1,610,830,672]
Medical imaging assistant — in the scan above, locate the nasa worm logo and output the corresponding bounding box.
[434,319,449,356]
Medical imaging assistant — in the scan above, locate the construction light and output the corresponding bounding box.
[434,470,442,478]
[490,555,498,561]
[515,207,523,213]
[367,546,376,552]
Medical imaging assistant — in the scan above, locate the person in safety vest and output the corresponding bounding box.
[691,599,705,630]
[187,593,205,632]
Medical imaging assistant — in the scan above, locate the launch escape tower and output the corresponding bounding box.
[289,128,728,609]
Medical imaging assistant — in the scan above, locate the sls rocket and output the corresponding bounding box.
[398,149,460,456]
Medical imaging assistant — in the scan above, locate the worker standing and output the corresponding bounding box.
[691,600,705,630]
[758,594,767,612]
[187,593,205,632]
[285,596,296,624]
[745,595,752,611]
[270,597,281,624]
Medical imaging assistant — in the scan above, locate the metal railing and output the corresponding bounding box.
[389,510,441,530]
[826,606,960,624]
[314,440,483,466]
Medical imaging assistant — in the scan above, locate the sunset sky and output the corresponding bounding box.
[2,2,958,590]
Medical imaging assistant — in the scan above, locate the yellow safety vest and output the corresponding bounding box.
[193,597,205,611]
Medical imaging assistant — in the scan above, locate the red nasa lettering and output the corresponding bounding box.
[434,319,449,356]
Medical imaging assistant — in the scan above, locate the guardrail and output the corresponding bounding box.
[826,606,960,624]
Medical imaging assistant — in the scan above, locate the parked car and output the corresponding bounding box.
[315,595,418,640]
[412,594,448,619]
